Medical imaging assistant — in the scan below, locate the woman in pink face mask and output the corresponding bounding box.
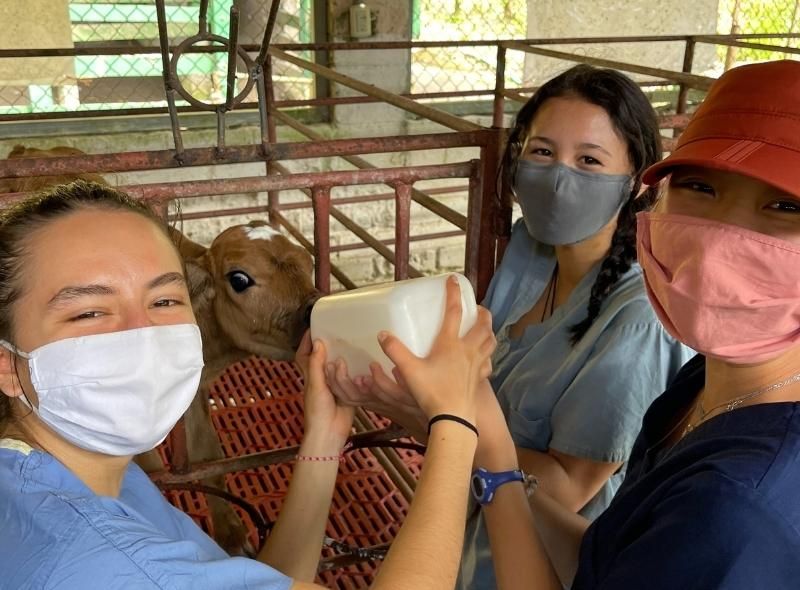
[471,60,800,590]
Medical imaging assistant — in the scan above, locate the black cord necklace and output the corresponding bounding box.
[541,265,559,323]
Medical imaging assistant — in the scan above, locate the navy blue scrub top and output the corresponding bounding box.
[573,355,800,589]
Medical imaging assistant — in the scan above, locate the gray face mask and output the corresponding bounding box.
[513,159,632,246]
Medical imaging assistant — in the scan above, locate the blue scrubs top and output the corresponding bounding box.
[574,355,800,589]
[0,439,292,590]
[459,220,692,589]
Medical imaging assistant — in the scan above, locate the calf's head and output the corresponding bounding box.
[181,220,319,361]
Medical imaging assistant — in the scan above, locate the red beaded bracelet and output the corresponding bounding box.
[295,441,352,463]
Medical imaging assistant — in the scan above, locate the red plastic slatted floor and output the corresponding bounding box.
[157,357,423,589]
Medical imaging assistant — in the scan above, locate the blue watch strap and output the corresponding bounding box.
[471,467,525,505]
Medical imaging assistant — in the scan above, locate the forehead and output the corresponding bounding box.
[209,226,310,268]
[22,208,182,289]
[528,96,620,139]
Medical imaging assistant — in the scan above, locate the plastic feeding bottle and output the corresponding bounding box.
[310,273,478,378]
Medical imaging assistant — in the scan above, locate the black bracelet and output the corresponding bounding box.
[427,414,479,438]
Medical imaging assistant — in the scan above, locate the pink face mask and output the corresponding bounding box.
[636,212,800,364]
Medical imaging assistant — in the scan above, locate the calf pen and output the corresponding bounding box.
[2,25,799,587]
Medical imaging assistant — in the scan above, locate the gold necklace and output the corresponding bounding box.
[682,370,800,437]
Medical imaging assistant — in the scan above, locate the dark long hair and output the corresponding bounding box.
[500,65,662,345]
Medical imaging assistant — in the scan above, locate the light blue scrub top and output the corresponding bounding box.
[458,220,693,589]
[0,438,292,590]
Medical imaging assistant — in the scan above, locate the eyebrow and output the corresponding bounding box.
[47,272,187,309]
[527,136,613,157]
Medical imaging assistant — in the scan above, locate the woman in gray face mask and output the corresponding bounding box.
[451,65,694,588]
[322,65,692,589]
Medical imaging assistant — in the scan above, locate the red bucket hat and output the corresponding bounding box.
[643,60,800,197]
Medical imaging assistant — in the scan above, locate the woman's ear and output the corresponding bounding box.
[0,348,24,398]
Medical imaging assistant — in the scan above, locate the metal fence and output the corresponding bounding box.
[5,1,800,118]
[1,0,314,116]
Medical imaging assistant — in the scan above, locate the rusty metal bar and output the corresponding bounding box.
[502,41,716,91]
[198,0,210,34]
[149,424,407,484]
[155,0,184,157]
[3,34,800,59]
[270,162,424,279]
[330,230,463,254]
[473,132,503,299]
[265,56,280,227]
[270,210,358,290]
[493,45,507,129]
[658,114,692,130]
[167,419,190,474]
[256,0,283,67]
[271,109,469,230]
[273,88,494,108]
[354,409,415,502]
[694,36,800,56]
[677,39,696,115]
[311,185,332,293]
[224,6,241,111]
[0,133,489,179]
[394,183,413,281]
[0,162,476,208]
[268,47,484,133]
[170,185,468,220]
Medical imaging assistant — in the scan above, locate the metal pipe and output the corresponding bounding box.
[492,45,507,129]
[270,162,424,279]
[271,109,469,230]
[677,39,696,115]
[256,0,283,67]
[502,41,716,90]
[311,185,332,293]
[155,0,185,158]
[224,6,241,112]
[170,186,468,220]
[693,35,800,56]
[268,47,484,133]
[394,183,412,281]
[265,55,279,227]
[198,0,210,35]
[149,424,407,484]
[2,34,800,58]
[0,132,490,178]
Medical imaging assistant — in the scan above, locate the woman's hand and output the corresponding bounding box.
[295,331,355,450]
[378,275,495,425]
[326,359,428,442]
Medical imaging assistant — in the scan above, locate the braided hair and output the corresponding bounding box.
[499,65,662,345]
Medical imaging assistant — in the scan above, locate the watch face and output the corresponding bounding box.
[471,475,486,498]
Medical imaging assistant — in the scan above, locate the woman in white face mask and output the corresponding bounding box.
[475,59,800,590]
[0,181,496,590]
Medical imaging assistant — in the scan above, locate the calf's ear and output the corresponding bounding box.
[168,225,208,260]
[185,256,215,303]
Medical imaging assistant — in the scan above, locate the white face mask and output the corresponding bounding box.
[0,324,204,456]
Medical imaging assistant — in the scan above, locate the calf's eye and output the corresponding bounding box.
[227,271,254,293]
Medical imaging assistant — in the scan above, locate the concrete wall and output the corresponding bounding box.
[328,0,412,134]
[524,0,720,85]
[0,0,74,85]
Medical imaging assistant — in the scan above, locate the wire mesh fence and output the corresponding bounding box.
[2,1,800,119]
[0,0,314,117]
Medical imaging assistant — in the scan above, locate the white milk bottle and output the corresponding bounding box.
[310,273,478,378]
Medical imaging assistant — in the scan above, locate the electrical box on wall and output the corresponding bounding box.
[349,1,372,38]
